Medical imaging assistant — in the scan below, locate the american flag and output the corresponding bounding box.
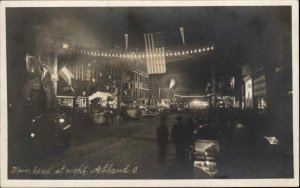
[144,32,166,74]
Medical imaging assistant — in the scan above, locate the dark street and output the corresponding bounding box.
[8,109,293,179]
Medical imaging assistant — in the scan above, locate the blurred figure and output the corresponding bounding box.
[105,101,113,127]
[171,116,186,164]
[156,115,169,165]
[185,118,195,146]
[184,117,195,164]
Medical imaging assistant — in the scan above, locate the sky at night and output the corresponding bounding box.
[6,6,291,95]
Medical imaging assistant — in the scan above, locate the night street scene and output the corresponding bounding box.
[4,4,296,181]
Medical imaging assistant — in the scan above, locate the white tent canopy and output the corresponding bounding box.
[88,91,114,101]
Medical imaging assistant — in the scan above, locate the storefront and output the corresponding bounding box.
[253,72,267,113]
[243,75,253,109]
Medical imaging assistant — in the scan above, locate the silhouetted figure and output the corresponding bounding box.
[185,118,195,146]
[171,116,186,164]
[156,115,169,165]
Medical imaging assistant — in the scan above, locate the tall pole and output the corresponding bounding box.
[213,69,216,108]
[158,86,161,102]
[120,66,123,102]
[46,47,58,111]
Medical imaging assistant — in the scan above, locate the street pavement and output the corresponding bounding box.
[9,113,202,179]
[8,110,294,179]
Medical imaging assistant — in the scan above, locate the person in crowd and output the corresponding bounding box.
[171,116,187,164]
[182,117,196,165]
[185,118,195,147]
[156,115,169,166]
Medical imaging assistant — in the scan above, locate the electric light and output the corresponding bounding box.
[62,43,69,49]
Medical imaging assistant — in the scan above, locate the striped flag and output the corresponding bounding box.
[144,32,166,74]
[59,66,74,87]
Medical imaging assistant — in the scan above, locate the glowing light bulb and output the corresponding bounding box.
[62,43,69,49]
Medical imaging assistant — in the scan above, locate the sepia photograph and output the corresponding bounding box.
[0,0,299,187]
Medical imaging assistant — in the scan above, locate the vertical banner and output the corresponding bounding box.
[125,34,128,51]
[180,27,185,46]
[81,60,84,81]
[143,32,166,74]
[86,63,92,81]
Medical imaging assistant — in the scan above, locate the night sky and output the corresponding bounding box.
[6,6,291,96]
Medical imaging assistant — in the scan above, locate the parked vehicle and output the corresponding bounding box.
[140,105,159,118]
[29,107,72,156]
[121,103,141,120]
[170,104,179,113]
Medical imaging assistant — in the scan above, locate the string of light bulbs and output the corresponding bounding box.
[64,44,214,59]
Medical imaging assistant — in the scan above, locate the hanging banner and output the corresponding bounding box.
[180,27,185,46]
[125,34,128,51]
[143,32,166,74]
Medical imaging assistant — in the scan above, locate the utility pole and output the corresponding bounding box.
[120,66,123,102]
[158,86,161,102]
[46,46,58,111]
[213,69,216,108]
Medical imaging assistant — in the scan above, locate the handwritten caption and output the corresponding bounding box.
[11,164,138,177]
